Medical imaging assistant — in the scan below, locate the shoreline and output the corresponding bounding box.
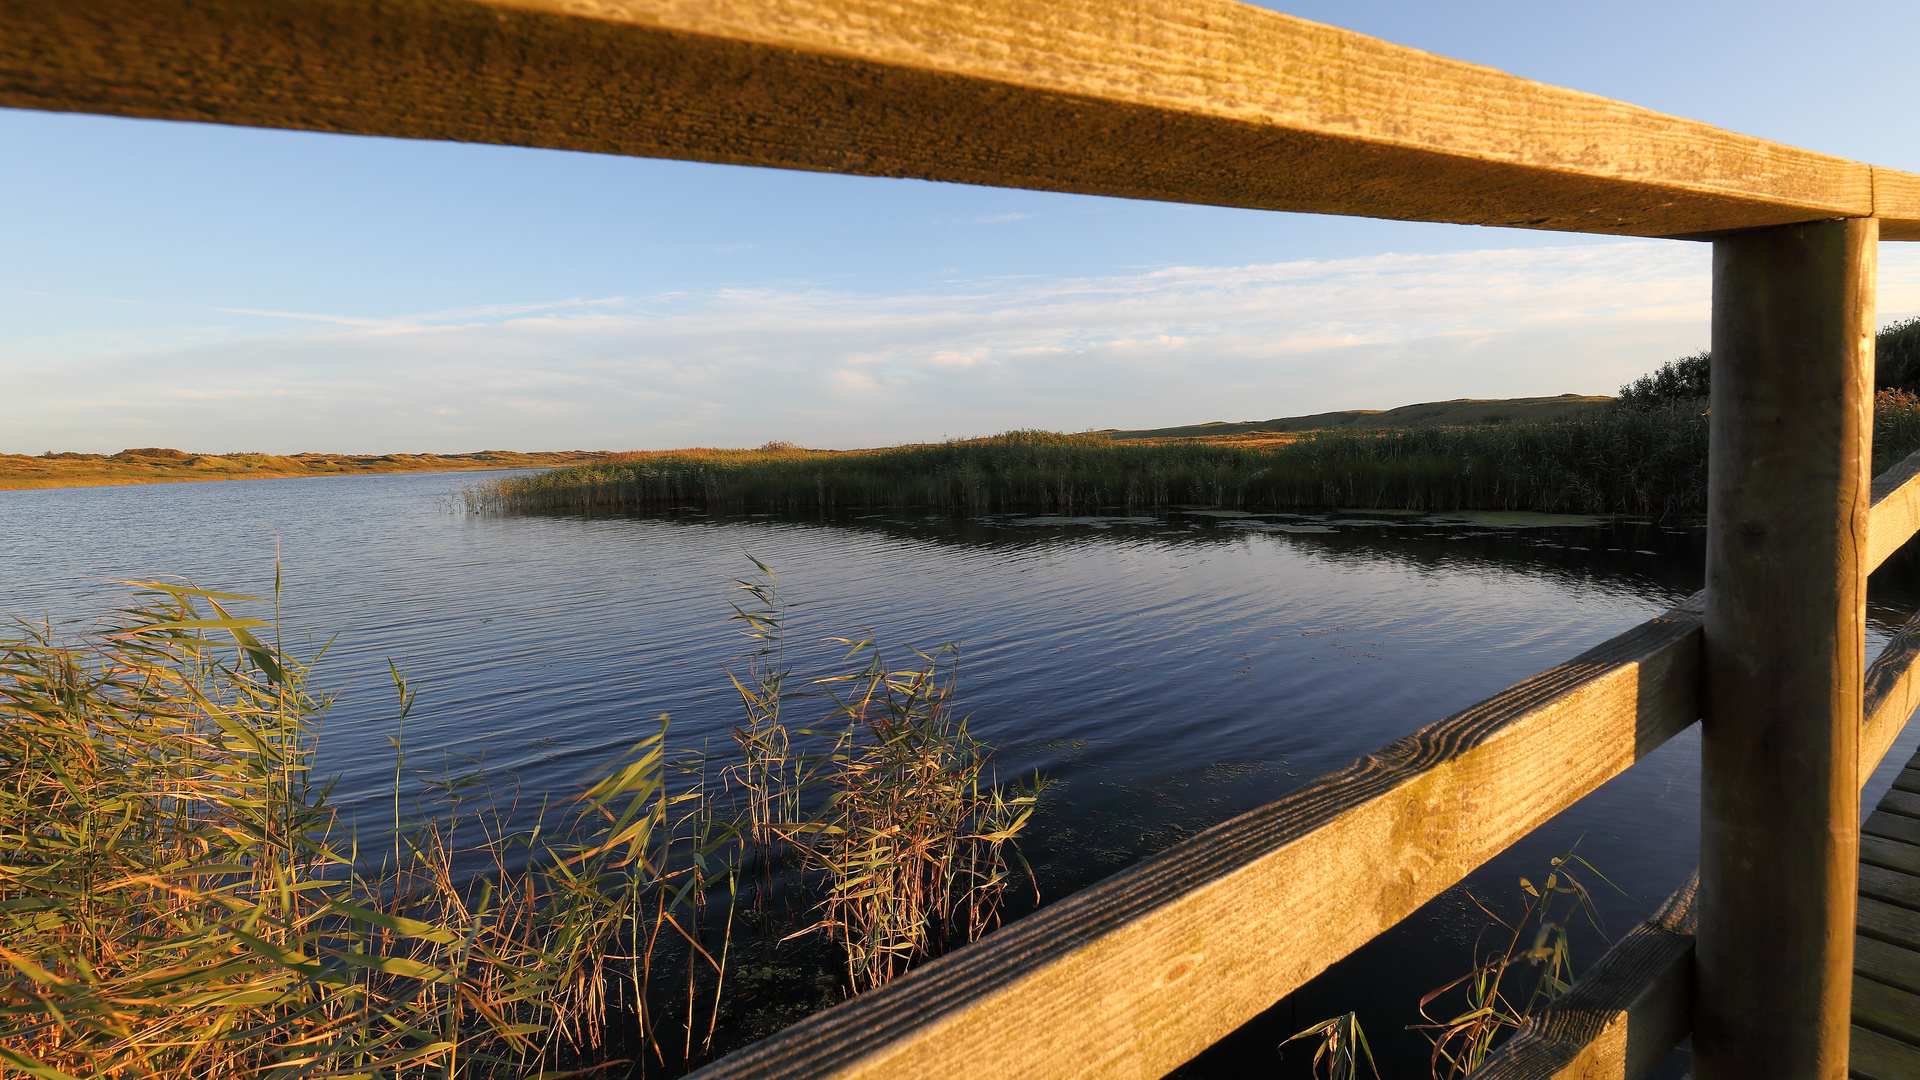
[0,449,619,492]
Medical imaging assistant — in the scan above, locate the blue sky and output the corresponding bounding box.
[5,0,1919,454]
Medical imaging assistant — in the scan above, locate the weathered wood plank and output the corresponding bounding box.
[686,597,1703,1080]
[1695,218,1875,1079]
[1471,875,1696,1080]
[1854,974,1920,1046]
[1861,835,1920,879]
[0,0,1915,239]
[1850,1023,1920,1080]
[1866,811,1920,848]
[1859,864,1920,912]
[1877,168,1920,242]
[1879,789,1920,820]
[1859,935,1920,997]
[1867,449,1920,572]
[1861,896,1920,953]
[1894,768,1920,795]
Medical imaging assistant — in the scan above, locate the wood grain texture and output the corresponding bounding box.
[0,0,1911,239]
[684,599,1703,1080]
[1861,896,1920,952]
[1859,864,1920,911]
[1879,790,1920,819]
[1877,169,1920,242]
[1859,934,1920,997]
[1850,1023,1920,1080]
[1853,975,1920,1052]
[1866,449,1920,572]
[1695,218,1875,1080]
[1471,875,1696,1080]
[1861,836,1920,879]
[1866,811,1920,848]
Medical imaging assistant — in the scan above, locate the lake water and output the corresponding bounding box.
[7,470,1920,1077]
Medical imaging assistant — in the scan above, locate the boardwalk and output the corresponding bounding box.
[1856,750,1920,1077]
[8,2,1920,1075]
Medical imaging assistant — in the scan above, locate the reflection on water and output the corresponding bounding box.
[6,471,1919,1078]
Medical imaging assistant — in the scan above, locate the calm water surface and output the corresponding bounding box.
[7,470,1919,1077]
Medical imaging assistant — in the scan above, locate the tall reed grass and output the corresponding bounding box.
[1,567,1038,1076]
[0,579,733,1078]
[468,396,1920,519]
[717,562,1040,995]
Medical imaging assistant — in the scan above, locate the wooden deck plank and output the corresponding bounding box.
[1856,975,1920,1046]
[1893,769,1920,796]
[1860,835,1920,878]
[1866,811,1920,848]
[1862,896,1920,953]
[1861,864,1920,914]
[1,0,1917,240]
[1878,789,1920,819]
[1860,935,1920,997]
[1850,1023,1920,1080]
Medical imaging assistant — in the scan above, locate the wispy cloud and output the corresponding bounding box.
[7,241,1919,454]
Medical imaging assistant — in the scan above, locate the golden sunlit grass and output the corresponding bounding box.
[0,564,1039,1077]
[0,577,726,1078]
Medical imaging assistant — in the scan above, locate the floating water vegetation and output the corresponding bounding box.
[463,398,1920,520]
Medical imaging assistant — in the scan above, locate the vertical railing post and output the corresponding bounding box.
[1696,218,1877,1078]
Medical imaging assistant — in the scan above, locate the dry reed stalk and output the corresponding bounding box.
[783,637,1041,994]
[1408,850,1615,1079]
[0,580,729,1078]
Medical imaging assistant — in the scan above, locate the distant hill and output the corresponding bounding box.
[1096,394,1615,441]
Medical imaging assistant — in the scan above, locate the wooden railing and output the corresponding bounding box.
[6,2,1920,1077]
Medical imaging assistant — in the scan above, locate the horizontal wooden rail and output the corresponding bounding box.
[2,0,1918,239]
[1472,452,1920,1080]
[1471,619,1920,1080]
[1869,449,1920,575]
[688,594,1705,1080]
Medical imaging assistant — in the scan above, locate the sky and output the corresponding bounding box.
[4,0,1920,454]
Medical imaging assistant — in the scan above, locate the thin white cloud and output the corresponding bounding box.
[7,241,1920,454]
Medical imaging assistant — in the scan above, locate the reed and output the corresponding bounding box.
[1,566,1039,1076]
[1286,848,1614,1080]
[787,638,1041,994]
[467,395,1920,520]
[0,580,728,1078]
[715,562,1041,996]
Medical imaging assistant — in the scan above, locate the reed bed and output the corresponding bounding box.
[468,395,1920,519]
[0,580,730,1078]
[1,568,1038,1077]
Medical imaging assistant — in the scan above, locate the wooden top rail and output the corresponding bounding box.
[4,0,1920,240]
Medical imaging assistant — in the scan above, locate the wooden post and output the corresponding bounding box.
[1696,217,1877,1078]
